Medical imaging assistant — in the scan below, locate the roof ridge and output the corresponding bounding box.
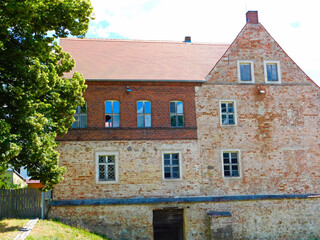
[60,38,230,46]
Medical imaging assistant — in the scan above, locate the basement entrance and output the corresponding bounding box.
[153,209,184,240]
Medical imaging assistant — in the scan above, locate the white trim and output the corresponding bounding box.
[95,151,119,184]
[264,61,281,84]
[237,60,255,83]
[219,100,237,126]
[161,150,183,181]
[221,149,242,179]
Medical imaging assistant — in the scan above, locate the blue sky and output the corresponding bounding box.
[86,0,320,86]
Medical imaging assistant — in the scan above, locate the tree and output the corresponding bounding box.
[0,0,93,190]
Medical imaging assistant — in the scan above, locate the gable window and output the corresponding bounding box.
[72,102,87,128]
[170,101,184,127]
[105,100,120,128]
[237,61,254,82]
[220,101,236,125]
[163,152,181,179]
[96,152,118,183]
[137,101,151,128]
[222,151,240,177]
[264,61,281,83]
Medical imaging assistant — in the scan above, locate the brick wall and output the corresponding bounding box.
[58,81,198,141]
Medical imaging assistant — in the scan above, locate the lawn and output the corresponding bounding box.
[0,218,30,240]
[0,219,108,240]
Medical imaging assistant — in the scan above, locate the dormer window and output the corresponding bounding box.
[237,61,254,83]
[264,61,281,83]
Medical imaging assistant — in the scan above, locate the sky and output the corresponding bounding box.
[85,0,320,86]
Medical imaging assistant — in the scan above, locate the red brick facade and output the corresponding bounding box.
[58,81,199,141]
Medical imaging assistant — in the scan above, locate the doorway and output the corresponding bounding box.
[153,208,184,240]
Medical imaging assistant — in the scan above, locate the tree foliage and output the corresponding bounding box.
[0,0,93,190]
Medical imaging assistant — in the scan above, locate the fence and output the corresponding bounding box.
[0,188,42,219]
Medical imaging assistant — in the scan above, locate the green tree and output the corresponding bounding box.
[0,0,93,190]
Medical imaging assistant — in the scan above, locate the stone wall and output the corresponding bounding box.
[48,197,320,240]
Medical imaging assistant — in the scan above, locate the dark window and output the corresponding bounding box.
[137,101,151,127]
[105,100,120,128]
[164,153,180,179]
[72,102,87,128]
[223,152,240,177]
[98,155,116,181]
[170,101,184,127]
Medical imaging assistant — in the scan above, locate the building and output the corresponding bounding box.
[49,11,320,240]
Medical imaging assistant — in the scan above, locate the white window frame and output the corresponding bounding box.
[105,100,120,128]
[264,61,281,84]
[95,151,119,184]
[72,102,87,128]
[237,60,255,83]
[219,100,237,126]
[221,150,241,179]
[162,151,182,180]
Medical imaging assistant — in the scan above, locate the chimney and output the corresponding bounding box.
[246,11,258,24]
[184,36,191,43]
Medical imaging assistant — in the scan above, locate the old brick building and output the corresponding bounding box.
[49,11,320,239]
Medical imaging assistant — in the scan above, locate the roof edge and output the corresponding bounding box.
[84,79,208,83]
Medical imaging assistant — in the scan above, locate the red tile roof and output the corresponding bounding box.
[60,38,229,82]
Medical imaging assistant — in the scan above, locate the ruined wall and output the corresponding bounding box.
[49,198,320,240]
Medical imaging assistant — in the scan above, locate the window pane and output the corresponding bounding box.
[177,115,184,127]
[99,156,105,163]
[231,152,238,159]
[145,114,151,127]
[232,165,238,171]
[267,64,278,81]
[105,101,112,114]
[232,171,239,177]
[108,165,115,180]
[137,115,144,127]
[222,115,228,124]
[172,171,179,178]
[224,165,230,171]
[224,171,231,177]
[164,160,170,165]
[80,115,87,128]
[164,154,170,160]
[177,102,183,113]
[223,152,229,158]
[170,102,176,113]
[113,101,120,114]
[172,159,179,165]
[144,102,151,114]
[137,102,143,113]
[113,115,120,127]
[240,63,251,81]
[171,115,177,126]
[172,153,179,160]
[164,167,171,174]
[99,165,105,180]
[228,104,234,113]
[72,116,79,128]
[108,156,114,163]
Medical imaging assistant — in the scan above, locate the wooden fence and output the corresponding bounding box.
[0,188,42,219]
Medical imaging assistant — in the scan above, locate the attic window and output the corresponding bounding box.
[237,61,255,83]
[264,61,281,83]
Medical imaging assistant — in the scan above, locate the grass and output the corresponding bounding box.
[0,218,108,240]
[0,218,30,240]
[26,219,108,240]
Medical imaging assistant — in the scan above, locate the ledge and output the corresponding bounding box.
[50,193,320,206]
[207,211,232,217]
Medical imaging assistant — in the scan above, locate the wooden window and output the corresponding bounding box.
[105,100,120,128]
[170,101,184,127]
[72,102,87,128]
[137,101,151,127]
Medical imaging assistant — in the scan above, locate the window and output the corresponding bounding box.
[163,152,181,179]
[220,101,236,125]
[72,102,87,128]
[222,151,240,177]
[137,101,151,127]
[237,61,254,82]
[264,61,281,83]
[105,100,120,128]
[170,101,184,127]
[96,152,118,183]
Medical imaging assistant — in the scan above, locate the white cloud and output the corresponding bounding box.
[88,0,320,85]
